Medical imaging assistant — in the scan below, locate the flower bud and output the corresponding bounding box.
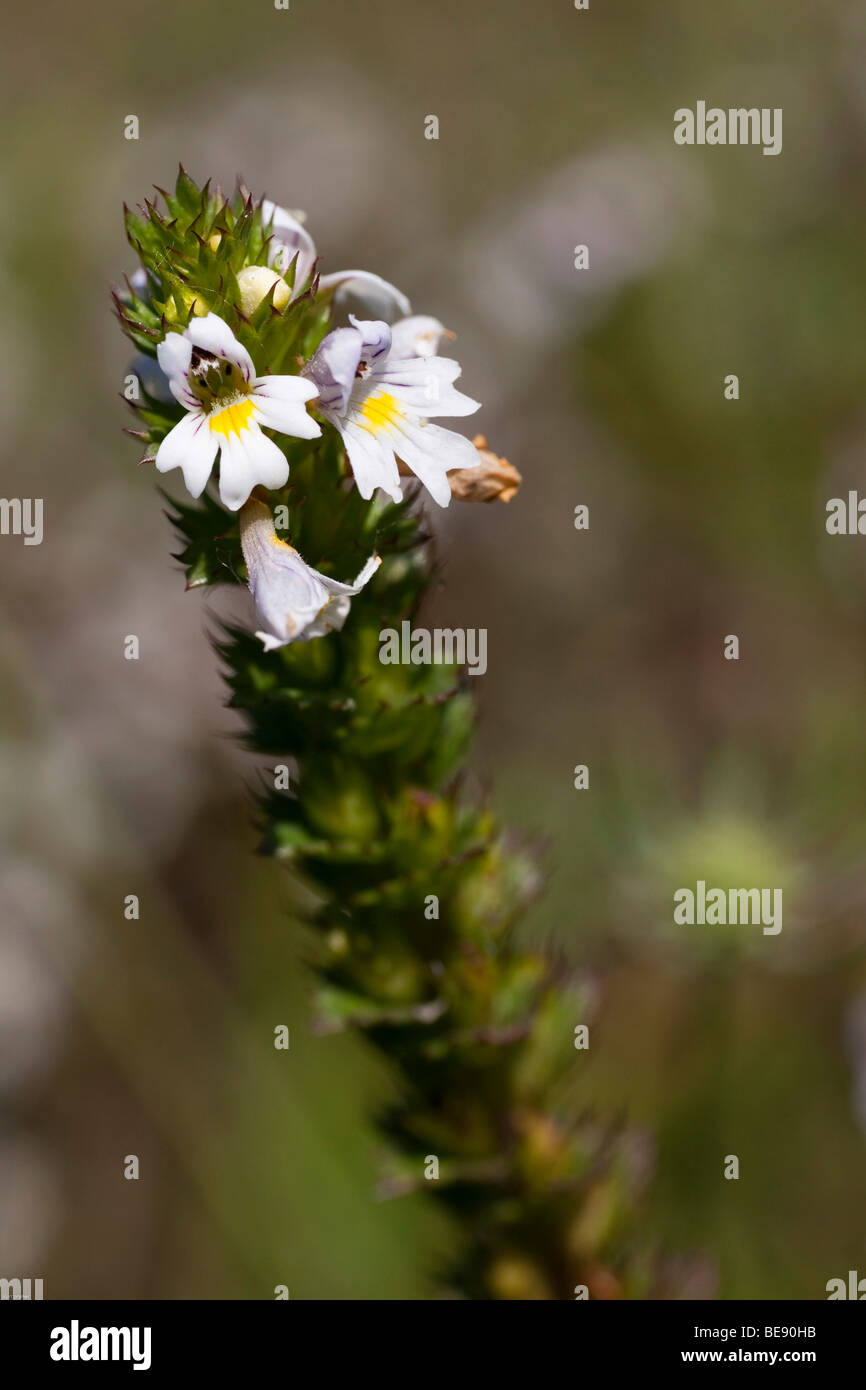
[236,265,291,316]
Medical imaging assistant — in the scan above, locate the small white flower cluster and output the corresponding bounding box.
[151,201,481,651]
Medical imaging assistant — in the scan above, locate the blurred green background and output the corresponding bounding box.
[1,0,865,1298]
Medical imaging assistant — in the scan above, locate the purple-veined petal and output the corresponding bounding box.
[302,327,363,414]
[187,313,255,381]
[253,375,322,439]
[348,316,392,368]
[154,411,218,498]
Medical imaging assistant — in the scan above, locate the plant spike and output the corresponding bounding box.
[114,168,702,1301]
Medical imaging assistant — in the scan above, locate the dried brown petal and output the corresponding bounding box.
[448,434,522,503]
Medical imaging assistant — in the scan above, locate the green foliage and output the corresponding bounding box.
[116,169,692,1300]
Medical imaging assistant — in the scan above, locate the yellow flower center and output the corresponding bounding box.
[358,391,402,433]
[209,397,256,438]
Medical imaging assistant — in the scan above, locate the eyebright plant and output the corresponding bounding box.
[115,168,696,1300]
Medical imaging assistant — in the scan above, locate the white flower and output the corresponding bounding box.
[301,317,481,507]
[155,313,321,511]
[240,496,380,650]
[261,199,411,319]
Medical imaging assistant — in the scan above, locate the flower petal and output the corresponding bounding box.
[187,313,255,381]
[157,332,196,407]
[388,419,481,508]
[373,356,481,418]
[154,411,218,498]
[302,327,363,414]
[339,417,403,502]
[349,316,392,368]
[253,376,322,439]
[319,270,411,321]
[315,314,484,509]
[157,331,192,380]
[217,425,289,510]
[303,552,382,639]
[239,496,378,649]
[320,551,383,597]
